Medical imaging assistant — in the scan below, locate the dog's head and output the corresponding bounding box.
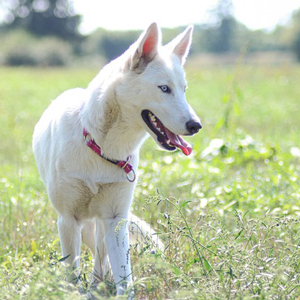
[119,23,202,156]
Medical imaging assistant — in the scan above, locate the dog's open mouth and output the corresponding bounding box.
[141,110,192,156]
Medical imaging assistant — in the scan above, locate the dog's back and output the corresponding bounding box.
[33,88,85,183]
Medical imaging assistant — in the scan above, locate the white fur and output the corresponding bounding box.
[33,23,200,298]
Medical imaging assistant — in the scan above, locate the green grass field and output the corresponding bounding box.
[0,64,300,299]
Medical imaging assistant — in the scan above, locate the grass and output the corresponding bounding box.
[0,64,300,299]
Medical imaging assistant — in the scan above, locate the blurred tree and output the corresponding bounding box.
[101,32,137,61]
[0,0,81,41]
[83,29,139,61]
[294,34,300,61]
[291,9,300,61]
[204,0,237,53]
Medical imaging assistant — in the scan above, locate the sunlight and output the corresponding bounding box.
[72,0,299,34]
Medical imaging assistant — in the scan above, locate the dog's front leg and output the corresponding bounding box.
[57,215,81,284]
[90,219,110,288]
[103,217,134,298]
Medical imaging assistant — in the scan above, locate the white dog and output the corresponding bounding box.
[32,22,201,298]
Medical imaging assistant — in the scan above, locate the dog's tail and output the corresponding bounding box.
[128,213,164,252]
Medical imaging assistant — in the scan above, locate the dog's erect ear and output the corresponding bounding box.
[130,22,161,72]
[167,25,193,65]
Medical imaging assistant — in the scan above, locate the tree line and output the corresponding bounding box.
[0,0,300,66]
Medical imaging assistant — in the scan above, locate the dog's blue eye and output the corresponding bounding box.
[158,85,171,94]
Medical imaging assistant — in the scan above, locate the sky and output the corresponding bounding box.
[73,0,300,34]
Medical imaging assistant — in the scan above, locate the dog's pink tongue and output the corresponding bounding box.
[165,128,192,156]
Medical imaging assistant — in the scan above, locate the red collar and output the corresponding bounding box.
[83,128,135,182]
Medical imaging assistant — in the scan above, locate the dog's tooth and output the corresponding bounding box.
[158,128,164,135]
[167,140,171,145]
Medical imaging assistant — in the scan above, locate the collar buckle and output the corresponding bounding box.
[126,169,136,182]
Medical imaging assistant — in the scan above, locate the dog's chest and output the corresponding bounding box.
[73,181,134,221]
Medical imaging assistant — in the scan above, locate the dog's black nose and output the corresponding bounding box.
[186,120,202,135]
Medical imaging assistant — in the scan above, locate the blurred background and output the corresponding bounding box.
[0,0,300,67]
